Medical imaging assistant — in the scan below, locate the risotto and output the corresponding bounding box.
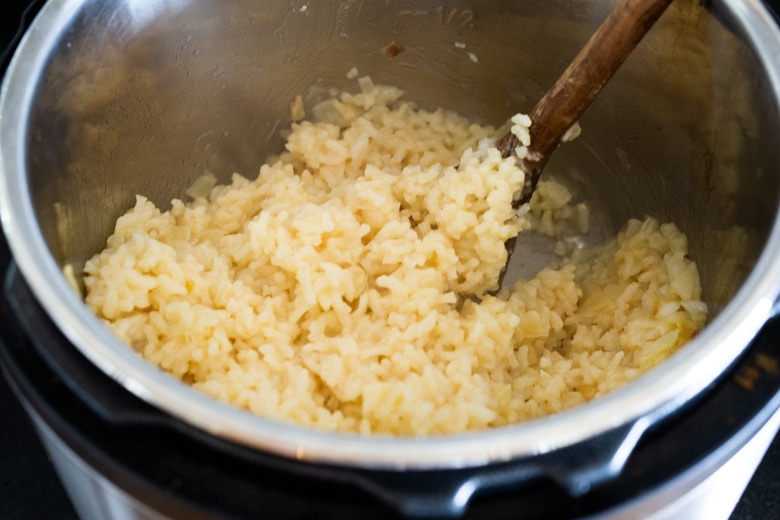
[83,77,708,435]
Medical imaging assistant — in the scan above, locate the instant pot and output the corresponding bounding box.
[2,0,780,518]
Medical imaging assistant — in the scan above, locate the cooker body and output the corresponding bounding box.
[2,0,780,474]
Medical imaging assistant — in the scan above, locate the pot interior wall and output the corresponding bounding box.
[25,0,780,318]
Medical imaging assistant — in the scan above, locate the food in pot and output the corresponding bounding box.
[83,77,707,435]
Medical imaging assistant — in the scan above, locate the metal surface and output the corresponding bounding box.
[1,0,780,469]
[34,414,173,520]
[586,407,780,520]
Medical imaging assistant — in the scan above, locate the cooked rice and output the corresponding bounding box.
[83,78,707,435]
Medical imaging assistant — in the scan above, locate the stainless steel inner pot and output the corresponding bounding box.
[2,0,780,470]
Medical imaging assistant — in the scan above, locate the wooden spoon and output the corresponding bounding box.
[495,0,675,205]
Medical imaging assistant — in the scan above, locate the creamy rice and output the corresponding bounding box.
[83,77,707,435]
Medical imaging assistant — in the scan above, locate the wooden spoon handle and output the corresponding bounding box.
[498,0,674,204]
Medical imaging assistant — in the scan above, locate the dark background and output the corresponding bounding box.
[1,1,779,519]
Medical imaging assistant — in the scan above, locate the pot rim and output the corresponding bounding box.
[2,0,780,470]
